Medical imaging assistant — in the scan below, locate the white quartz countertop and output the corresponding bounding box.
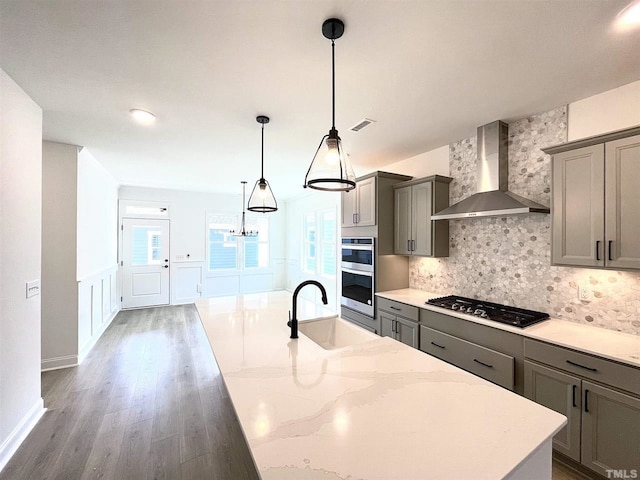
[376,288,640,369]
[196,291,565,480]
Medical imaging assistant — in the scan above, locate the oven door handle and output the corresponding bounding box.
[341,267,374,277]
[341,245,374,251]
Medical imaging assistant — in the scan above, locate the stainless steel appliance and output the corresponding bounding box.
[341,238,374,317]
[426,295,548,328]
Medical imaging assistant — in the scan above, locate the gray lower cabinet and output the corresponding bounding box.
[420,325,515,390]
[377,298,419,349]
[524,339,640,477]
[524,360,582,461]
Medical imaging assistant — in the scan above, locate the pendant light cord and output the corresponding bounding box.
[261,123,265,179]
[331,39,336,130]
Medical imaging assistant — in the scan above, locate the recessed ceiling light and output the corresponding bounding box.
[615,0,640,31]
[129,109,156,125]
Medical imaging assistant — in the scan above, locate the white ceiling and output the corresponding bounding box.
[1,0,639,198]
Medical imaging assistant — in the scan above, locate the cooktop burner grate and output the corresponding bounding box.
[426,295,549,328]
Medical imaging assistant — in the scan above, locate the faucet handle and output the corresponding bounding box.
[287,310,291,327]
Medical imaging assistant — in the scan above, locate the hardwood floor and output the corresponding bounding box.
[0,305,259,480]
[1,304,594,480]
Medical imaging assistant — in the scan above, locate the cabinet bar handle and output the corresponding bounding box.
[411,239,416,251]
[430,341,445,349]
[391,320,396,333]
[353,213,357,224]
[389,306,401,311]
[566,360,598,372]
[473,358,493,369]
[572,385,577,408]
[608,240,613,261]
[596,240,601,261]
[407,240,411,252]
[584,389,590,413]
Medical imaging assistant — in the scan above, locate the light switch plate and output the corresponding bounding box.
[26,280,40,298]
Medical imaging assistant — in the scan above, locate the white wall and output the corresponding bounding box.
[283,190,341,310]
[118,186,286,302]
[41,142,78,367]
[0,68,45,472]
[378,145,450,178]
[77,148,118,280]
[41,142,119,370]
[568,80,640,141]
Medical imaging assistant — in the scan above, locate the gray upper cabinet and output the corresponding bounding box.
[341,171,412,256]
[545,127,640,270]
[341,176,376,227]
[605,135,640,269]
[393,175,452,257]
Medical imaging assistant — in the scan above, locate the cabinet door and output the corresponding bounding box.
[395,316,419,349]
[379,311,395,339]
[523,361,582,461]
[551,145,605,267]
[411,181,433,257]
[341,189,357,227]
[581,381,640,477]
[394,186,412,255]
[356,177,376,226]
[605,134,640,270]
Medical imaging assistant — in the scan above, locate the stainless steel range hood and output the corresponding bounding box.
[432,121,550,220]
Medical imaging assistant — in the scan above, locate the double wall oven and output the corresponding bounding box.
[340,237,375,317]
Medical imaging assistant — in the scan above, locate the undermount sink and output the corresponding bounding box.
[298,316,377,350]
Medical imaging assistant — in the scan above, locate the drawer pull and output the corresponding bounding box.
[608,240,613,261]
[389,306,401,311]
[584,389,590,413]
[473,358,493,369]
[596,240,601,261]
[430,341,445,349]
[566,360,598,373]
[572,384,577,408]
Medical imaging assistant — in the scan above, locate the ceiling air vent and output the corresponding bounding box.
[350,118,376,132]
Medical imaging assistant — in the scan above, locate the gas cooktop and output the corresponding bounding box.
[426,295,549,328]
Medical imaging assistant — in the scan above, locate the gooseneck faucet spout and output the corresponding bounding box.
[288,280,328,339]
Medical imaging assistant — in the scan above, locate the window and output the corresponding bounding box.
[207,213,269,271]
[131,226,163,266]
[302,208,337,277]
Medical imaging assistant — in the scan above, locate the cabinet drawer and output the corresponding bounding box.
[525,339,640,396]
[420,326,515,390]
[377,297,418,321]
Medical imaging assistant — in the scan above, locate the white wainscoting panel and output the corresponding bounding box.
[172,262,203,304]
[77,265,119,364]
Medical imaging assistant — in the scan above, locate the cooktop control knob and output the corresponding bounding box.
[466,307,474,313]
[451,303,460,310]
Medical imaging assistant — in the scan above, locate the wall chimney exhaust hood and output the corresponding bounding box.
[432,121,550,220]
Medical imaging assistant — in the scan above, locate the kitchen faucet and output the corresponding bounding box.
[288,280,328,339]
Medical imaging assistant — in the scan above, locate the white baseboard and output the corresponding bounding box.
[0,398,45,474]
[78,305,119,364]
[41,354,78,372]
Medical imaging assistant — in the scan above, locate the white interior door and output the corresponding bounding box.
[122,218,170,308]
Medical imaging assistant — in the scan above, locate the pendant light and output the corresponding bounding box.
[230,181,258,237]
[304,18,356,192]
[248,115,278,212]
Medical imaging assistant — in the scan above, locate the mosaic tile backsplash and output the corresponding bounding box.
[410,107,640,336]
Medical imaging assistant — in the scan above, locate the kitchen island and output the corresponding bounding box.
[196,291,565,479]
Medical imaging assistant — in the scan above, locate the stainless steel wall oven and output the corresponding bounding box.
[340,238,374,317]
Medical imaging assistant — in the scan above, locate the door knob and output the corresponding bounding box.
[163,265,169,269]
[164,259,169,262]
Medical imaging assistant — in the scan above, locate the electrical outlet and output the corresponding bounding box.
[26,280,40,298]
[176,254,185,261]
[579,285,590,301]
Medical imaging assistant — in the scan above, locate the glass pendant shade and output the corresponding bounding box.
[305,128,355,191]
[247,115,278,212]
[248,178,277,212]
[230,181,258,237]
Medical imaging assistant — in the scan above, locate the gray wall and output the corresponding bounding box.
[410,107,640,336]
